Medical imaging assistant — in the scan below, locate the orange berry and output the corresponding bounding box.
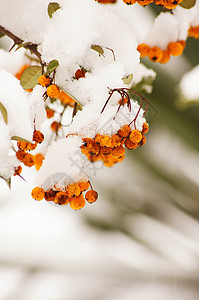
[58,91,75,106]
[100,146,112,155]
[45,189,57,201]
[118,97,128,106]
[137,43,150,58]
[46,108,54,118]
[23,153,35,167]
[122,0,136,4]
[88,142,100,155]
[54,191,69,205]
[31,187,45,201]
[129,129,142,143]
[75,68,86,79]
[46,84,60,98]
[14,165,22,176]
[16,150,26,161]
[51,121,61,132]
[159,50,170,64]
[179,40,186,49]
[33,130,44,144]
[17,141,28,151]
[137,0,152,6]
[125,138,138,150]
[139,135,146,146]
[112,145,125,158]
[188,26,199,39]
[142,122,149,134]
[35,153,45,171]
[67,183,81,198]
[168,42,183,57]
[79,180,90,192]
[118,125,131,138]
[111,134,122,148]
[38,75,51,87]
[148,47,163,63]
[85,190,98,203]
[69,194,86,210]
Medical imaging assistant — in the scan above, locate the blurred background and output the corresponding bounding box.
[0,2,199,300]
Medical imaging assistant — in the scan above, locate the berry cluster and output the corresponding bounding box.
[96,0,117,3]
[137,41,186,64]
[31,180,98,210]
[81,122,149,167]
[15,130,45,171]
[122,0,182,9]
[188,26,199,39]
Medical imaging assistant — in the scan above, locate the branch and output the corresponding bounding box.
[0,25,43,66]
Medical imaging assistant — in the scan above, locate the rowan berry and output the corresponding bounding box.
[46,84,60,98]
[188,26,199,39]
[46,108,55,118]
[38,75,51,87]
[16,150,26,161]
[33,130,44,143]
[168,42,183,56]
[148,47,163,63]
[35,153,45,171]
[85,190,98,203]
[125,138,138,150]
[69,194,86,210]
[159,50,170,64]
[118,125,131,138]
[122,0,136,4]
[23,153,35,167]
[67,183,81,198]
[111,134,122,148]
[58,91,75,106]
[51,121,61,132]
[142,122,149,134]
[75,68,86,79]
[137,43,150,58]
[54,191,69,205]
[129,129,142,143]
[14,165,22,176]
[79,180,90,192]
[45,189,57,201]
[112,145,125,158]
[31,187,45,201]
[118,97,128,106]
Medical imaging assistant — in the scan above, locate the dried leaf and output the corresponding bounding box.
[48,2,61,18]
[46,59,59,75]
[91,45,104,57]
[20,66,42,89]
[0,102,8,124]
[11,136,32,143]
[122,74,133,85]
[179,0,196,8]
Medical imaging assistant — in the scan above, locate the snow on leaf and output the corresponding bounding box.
[48,2,61,19]
[0,102,8,124]
[20,66,42,89]
[60,89,82,110]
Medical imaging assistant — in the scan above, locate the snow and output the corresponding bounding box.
[179,64,199,101]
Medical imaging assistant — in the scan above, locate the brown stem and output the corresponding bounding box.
[0,25,43,67]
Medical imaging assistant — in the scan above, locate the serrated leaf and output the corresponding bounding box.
[0,175,11,189]
[179,0,196,8]
[48,2,61,18]
[20,66,42,89]
[91,45,104,57]
[60,89,82,110]
[46,59,59,75]
[122,74,133,85]
[0,102,8,124]
[11,136,32,143]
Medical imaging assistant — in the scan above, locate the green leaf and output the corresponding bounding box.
[46,59,59,75]
[48,2,61,18]
[122,74,133,85]
[0,102,8,124]
[20,66,42,89]
[0,175,11,189]
[91,45,105,57]
[0,33,5,38]
[60,89,82,110]
[11,136,32,143]
[179,0,196,8]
